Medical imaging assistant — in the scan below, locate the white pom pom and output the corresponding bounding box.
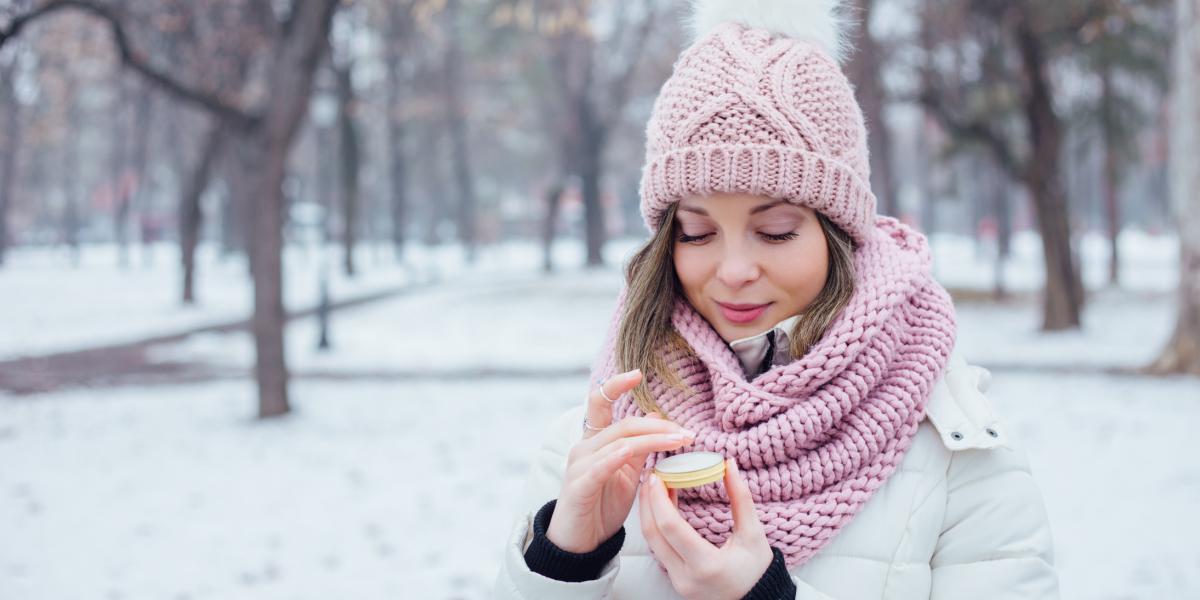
[687,0,855,64]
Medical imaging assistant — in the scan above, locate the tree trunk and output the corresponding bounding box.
[422,124,449,246]
[130,81,155,267]
[0,70,21,266]
[577,91,608,268]
[1149,0,1200,376]
[443,0,477,262]
[385,1,410,263]
[180,122,227,304]
[989,161,1010,300]
[1016,17,1084,331]
[111,75,131,267]
[230,131,290,418]
[335,64,360,277]
[315,119,335,246]
[1100,63,1121,287]
[63,86,82,266]
[542,181,565,273]
[580,143,605,267]
[387,109,408,262]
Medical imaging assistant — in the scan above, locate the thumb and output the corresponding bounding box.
[725,458,764,539]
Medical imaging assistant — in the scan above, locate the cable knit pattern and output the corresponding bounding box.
[639,22,875,244]
[589,217,957,569]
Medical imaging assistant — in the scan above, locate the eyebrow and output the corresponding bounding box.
[678,200,789,216]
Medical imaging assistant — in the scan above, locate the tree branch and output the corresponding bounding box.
[600,0,657,133]
[0,0,258,129]
[916,85,1023,180]
[248,0,280,38]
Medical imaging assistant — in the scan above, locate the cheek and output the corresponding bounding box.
[676,249,700,298]
[672,247,705,291]
[770,234,829,295]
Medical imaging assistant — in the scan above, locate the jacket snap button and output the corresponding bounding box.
[950,431,964,441]
[986,428,999,438]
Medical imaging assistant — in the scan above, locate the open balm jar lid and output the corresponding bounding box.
[652,451,726,489]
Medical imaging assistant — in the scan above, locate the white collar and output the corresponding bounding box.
[727,313,802,378]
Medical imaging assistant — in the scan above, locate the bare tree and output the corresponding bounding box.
[2,0,340,418]
[494,0,660,268]
[919,1,1089,331]
[1071,4,1171,287]
[918,0,1171,329]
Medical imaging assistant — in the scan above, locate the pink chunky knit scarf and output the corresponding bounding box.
[591,216,957,569]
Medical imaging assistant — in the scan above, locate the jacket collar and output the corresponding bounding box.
[923,350,1008,450]
[727,314,802,378]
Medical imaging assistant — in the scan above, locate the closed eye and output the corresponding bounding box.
[677,231,799,244]
[760,231,799,242]
[676,232,713,244]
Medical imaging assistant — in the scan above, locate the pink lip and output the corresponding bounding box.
[715,301,771,324]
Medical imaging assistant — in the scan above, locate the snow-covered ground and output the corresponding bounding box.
[929,228,1177,295]
[0,377,590,600]
[0,238,643,361]
[1,229,1196,599]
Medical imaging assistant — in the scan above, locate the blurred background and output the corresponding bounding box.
[0,0,1196,598]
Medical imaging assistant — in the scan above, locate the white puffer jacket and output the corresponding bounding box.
[492,351,1060,599]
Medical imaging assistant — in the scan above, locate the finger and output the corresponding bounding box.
[577,413,694,455]
[574,431,692,488]
[565,441,632,498]
[724,458,765,540]
[607,431,696,461]
[646,474,712,561]
[582,369,643,440]
[638,475,685,572]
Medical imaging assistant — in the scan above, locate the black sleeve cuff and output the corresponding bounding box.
[741,546,797,600]
[522,498,626,582]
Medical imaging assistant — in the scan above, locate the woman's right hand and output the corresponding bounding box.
[545,368,697,554]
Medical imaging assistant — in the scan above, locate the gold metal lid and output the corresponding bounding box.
[653,451,726,489]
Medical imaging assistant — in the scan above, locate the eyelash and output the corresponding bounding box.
[676,231,799,244]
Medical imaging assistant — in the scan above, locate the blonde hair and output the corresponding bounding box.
[615,201,857,416]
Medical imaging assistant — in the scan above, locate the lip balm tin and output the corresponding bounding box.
[652,451,727,489]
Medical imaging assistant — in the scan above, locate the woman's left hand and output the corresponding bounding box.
[638,457,775,600]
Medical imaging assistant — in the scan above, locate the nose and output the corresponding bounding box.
[715,242,761,289]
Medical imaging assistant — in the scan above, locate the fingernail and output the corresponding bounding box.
[623,369,641,380]
[649,474,659,485]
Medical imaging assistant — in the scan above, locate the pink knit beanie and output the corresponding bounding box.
[639,0,876,245]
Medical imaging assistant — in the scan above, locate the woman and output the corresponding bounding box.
[493,1,1058,598]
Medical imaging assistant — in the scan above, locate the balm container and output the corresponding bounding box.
[652,451,727,489]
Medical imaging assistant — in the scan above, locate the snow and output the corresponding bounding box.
[0,378,580,600]
[1,230,1197,599]
[991,373,1200,599]
[929,228,1178,295]
[0,238,643,361]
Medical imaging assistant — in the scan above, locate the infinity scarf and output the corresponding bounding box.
[589,216,957,569]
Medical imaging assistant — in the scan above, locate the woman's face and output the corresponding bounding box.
[672,193,829,342]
